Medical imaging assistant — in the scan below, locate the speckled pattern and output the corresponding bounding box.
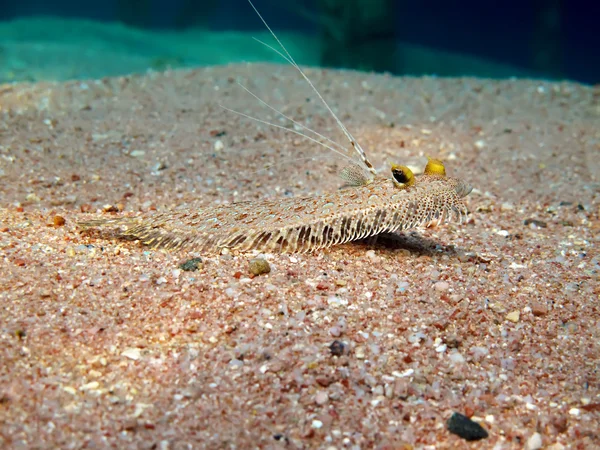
[77,172,471,254]
[0,64,599,449]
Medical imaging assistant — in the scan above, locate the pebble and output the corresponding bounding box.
[365,250,380,262]
[447,412,488,441]
[435,343,447,353]
[53,215,66,226]
[329,326,341,337]
[315,391,328,405]
[214,140,224,151]
[249,258,271,276]
[524,218,547,228]
[448,350,465,364]
[80,381,100,391]
[228,359,243,369]
[474,139,486,150]
[355,346,366,359]
[525,432,543,450]
[433,281,449,292]
[329,340,345,357]
[122,348,142,360]
[179,257,203,272]
[311,419,323,429]
[531,300,548,316]
[63,386,77,395]
[506,310,520,323]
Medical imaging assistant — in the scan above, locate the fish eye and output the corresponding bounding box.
[390,164,415,188]
[392,166,410,184]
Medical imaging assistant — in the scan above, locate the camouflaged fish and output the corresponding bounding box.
[78,1,472,254]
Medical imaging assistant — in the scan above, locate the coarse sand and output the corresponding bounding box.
[0,64,599,449]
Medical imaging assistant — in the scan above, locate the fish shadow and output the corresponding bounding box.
[352,231,462,258]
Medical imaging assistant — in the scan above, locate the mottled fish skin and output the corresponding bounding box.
[78,172,472,254]
[78,1,474,255]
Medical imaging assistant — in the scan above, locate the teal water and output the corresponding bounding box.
[0,16,535,84]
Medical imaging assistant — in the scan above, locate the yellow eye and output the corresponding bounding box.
[390,164,415,187]
[424,157,446,176]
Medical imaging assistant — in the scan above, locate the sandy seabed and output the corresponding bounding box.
[0,64,598,449]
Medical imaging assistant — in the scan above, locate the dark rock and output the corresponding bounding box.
[179,257,203,271]
[249,258,271,276]
[447,412,488,441]
[329,340,346,357]
[523,218,547,228]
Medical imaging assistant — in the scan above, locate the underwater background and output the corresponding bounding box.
[0,0,598,84]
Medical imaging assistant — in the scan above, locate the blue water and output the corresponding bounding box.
[0,0,597,83]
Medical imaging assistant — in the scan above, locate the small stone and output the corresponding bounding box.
[228,359,243,369]
[329,326,341,337]
[80,381,100,391]
[365,250,380,262]
[63,386,77,395]
[130,150,146,158]
[102,204,119,213]
[214,140,224,151]
[524,218,547,228]
[448,350,465,364]
[249,258,271,276]
[311,419,323,429]
[315,391,328,405]
[329,340,345,357]
[531,301,548,317]
[26,193,41,202]
[447,412,488,441]
[446,335,462,348]
[355,346,366,359]
[122,348,142,360]
[179,257,203,272]
[526,432,543,450]
[506,310,520,323]
[153,161,167,171]
[433,281,449,292]
[568,407,580,416]
[550,414,568,433]
[53,215,66,226]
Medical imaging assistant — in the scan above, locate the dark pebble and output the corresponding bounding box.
[523,218,547,228]
[249,258,271,276]
[447,412,488,441]
[179,257,203,272]
[329,340,346,357]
